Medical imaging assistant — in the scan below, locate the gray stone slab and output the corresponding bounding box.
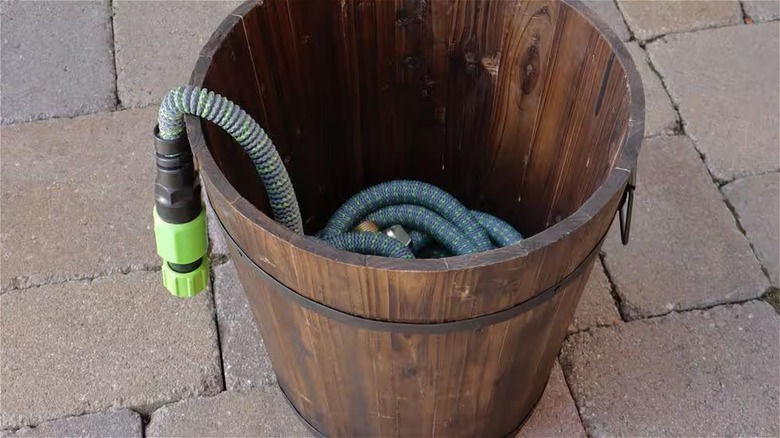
[1,410,142,438]
[214,261,276,390]
[146,387,312,437]
[0,271,222,429]
[647,22,780,181]
[0,107,160,291]
[722,173,780,287]
[570,261,622,333]
[582,0,631,41]
[113,0,245,108]
[616,0,742,41]
[625,42,677,137]
[0,1,116,124]
[744,0,780,22]
[515,361,586,438]
[602,136,768,318]
[560,301,780,437]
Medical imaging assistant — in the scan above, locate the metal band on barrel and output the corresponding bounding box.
[216,218,605,334]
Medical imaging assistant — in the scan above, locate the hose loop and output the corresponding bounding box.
[158,86,522,259]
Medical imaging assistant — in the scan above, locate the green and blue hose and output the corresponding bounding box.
[157,85,522,260]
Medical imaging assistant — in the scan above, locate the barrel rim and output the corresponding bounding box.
[186,0,645,273]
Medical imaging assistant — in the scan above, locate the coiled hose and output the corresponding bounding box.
[158,85,522,258]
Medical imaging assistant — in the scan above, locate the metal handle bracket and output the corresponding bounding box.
[618,170,636,245]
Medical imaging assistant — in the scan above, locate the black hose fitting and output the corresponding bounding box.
[154,126,202,224]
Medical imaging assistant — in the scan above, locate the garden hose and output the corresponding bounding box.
[153,85,522,296]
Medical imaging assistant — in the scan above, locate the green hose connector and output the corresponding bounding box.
[161,257,209,298]
[153,124,209,297]
[153,207,209,297]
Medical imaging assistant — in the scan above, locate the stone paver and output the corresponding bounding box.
[582,0,631,41]
[0,1,116,124]
[625,42,678,137]
[648,22,780,181]
[560,301,780,437]
[722,173,780,287]
[570,261,622,333]
[214,262,276,390]
[602,136,768,318]
[616,0,742,41]
[0,107,159,291]
[744,0,780,22]
[0,271,222,429]
[113,0,244,108]
[1,410,142,438]
[515,361,586,438]
[146,387,312,437]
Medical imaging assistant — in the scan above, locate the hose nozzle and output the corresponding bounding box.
[153,126,209,297]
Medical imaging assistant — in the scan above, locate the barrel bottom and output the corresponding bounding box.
[278,375,551,438]
[229,244,593,437]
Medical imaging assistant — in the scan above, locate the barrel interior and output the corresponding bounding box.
[198,0,631,239]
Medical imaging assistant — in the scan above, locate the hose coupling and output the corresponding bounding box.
[354,220,381,233]
[153,125,209,297]
[355,220,411,247]
[383,225,412,247]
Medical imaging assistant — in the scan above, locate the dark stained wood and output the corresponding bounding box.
[185,0,644,436]
[194,4,271,214]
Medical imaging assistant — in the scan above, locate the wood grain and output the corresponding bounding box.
[185,0,644,435]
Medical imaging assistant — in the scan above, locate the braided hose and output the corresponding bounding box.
[319,180,523,254]
[321,233,414,259]
[471,210,524,247]
[365,204,479,256]
[158,85,304,234]
[158,85,522,259]
[319,180,494,252]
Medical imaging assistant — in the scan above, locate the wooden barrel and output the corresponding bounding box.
[187,0,644,436]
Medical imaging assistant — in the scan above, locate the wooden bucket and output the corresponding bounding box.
[187,0,644,436]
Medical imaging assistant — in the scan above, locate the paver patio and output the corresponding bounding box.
[1,1,778,436]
